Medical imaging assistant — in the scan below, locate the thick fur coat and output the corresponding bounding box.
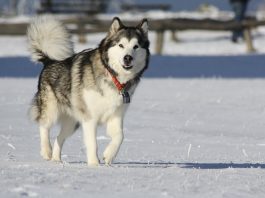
[27,16,150,166]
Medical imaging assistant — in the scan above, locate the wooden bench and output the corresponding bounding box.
[37,0,108,43]
[37,0,108,14]
[148,17,260,54]
[64,16,264,54]
[0,16,265,54]
[121,4,171,12]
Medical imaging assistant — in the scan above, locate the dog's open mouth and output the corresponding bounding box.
[122,65,133,70]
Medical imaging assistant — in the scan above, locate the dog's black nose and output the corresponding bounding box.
[123,55,133,65]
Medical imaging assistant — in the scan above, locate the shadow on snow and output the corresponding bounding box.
[69,161,265,169]
[1,54,265,78]
[114,161,265,169]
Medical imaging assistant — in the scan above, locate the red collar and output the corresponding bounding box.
[106,69,125,92]
[105,68,140,104]
[105,68,140,93]
[110,73,125,92]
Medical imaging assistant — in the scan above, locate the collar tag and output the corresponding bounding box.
[105,68,131,104]
[121,90,130,104]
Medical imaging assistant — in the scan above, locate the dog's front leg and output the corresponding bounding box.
[39,125,52,160]
[103,116,124,165]
[82,121,99,166]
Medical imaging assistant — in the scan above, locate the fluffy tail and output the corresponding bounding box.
[27,15,74,63]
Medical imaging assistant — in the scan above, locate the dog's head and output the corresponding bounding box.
[100,17,150,81]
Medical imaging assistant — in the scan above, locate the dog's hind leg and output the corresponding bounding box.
[103,115,123,165]
[37,85,59,161]
[40,124,52,160]
[52,115,78,162]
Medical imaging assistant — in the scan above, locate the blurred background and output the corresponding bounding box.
[1,0,265,77]
[1,0,265,15]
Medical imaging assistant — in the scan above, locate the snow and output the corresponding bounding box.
[1,78,265,197]
[0,11,233,24]
[0,15,31,23]
[1,13,265,198]
[97,10,233,20]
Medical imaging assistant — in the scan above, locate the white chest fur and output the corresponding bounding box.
[83,80,127,123]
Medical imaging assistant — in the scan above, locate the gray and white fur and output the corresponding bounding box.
[27,15,150,166]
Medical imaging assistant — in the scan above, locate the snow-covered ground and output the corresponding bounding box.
[1,78,265,197]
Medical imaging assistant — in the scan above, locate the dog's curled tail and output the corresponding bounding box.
[27,15,74,63]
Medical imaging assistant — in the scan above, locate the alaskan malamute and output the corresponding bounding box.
[27,16,150,166]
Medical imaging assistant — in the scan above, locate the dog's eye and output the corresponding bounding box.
[133,45,139,50]
[119,44,124,48]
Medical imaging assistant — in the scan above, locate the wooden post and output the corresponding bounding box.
[243,28,255,53]
[77,20,87,43]
[155,30,164,55]
[171,30,179,42]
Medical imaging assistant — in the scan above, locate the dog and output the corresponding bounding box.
[27,16,150,166]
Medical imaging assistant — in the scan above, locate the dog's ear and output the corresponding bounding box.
[137,18,148,37]
[109,17,123,36]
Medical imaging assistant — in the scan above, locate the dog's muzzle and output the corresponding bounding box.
[123,55,133,70]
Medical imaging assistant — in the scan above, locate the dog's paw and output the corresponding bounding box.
[103,147,116,165]
[51,149,62,162]
[87,159,100,167]
[40,149,52,161]
[51,157,62,163]
[103,157,112,166]
[103,152,113,166]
